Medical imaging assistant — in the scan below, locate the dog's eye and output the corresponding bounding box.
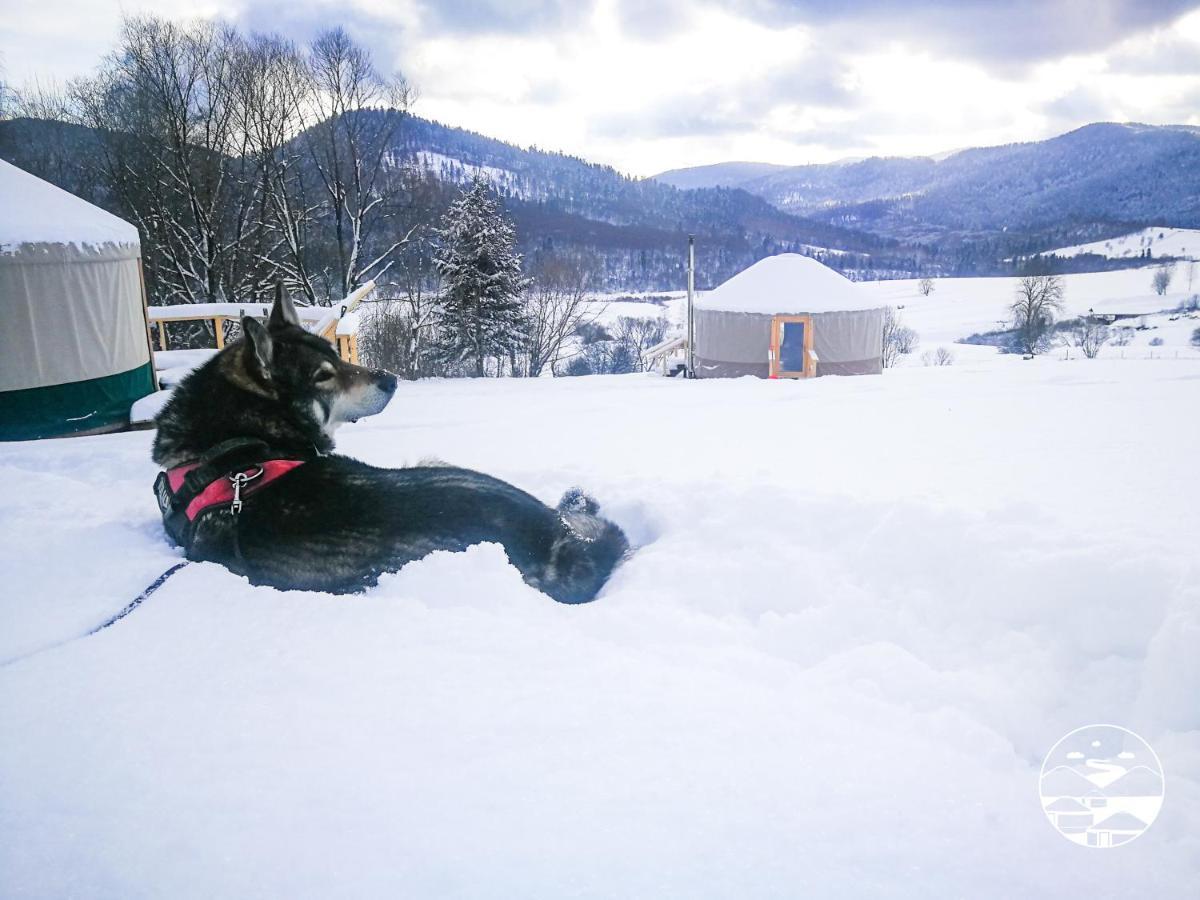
[314,369,335,383]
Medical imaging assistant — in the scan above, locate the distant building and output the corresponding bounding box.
[692,254,885,379]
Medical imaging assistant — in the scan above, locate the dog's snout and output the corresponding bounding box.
[375,370,398,394]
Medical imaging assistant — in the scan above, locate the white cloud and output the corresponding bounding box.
[3,0,1199,175]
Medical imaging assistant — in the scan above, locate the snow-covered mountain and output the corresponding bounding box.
[653,123,1200,251]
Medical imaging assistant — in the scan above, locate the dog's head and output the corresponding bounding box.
[236,289,398,439]
[153,287,398,467]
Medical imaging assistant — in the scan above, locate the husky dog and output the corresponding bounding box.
[151,292,629,603]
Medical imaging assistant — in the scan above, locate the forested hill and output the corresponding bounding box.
[0,113,920,291]
[384,114,915,286]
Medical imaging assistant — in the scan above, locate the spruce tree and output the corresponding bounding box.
[433,179,530,376]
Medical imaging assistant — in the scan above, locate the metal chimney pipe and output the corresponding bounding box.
[686,235,695,378]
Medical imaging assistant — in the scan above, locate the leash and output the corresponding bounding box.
[86,561,191,636]
[0,560,191,669]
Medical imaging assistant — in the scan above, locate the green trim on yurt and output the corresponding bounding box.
[0,361,156,441]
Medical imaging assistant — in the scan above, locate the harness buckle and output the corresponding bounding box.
[228,466,265,515]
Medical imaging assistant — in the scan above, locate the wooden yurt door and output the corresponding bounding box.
[769,315,815,378]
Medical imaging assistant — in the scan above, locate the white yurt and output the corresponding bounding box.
[0,159,156,440]
[692,253,885,378]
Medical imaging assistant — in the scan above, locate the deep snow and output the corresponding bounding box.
[2,353,1198,898]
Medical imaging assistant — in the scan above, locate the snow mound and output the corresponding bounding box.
[0,158,139,251]
[696,253,881,314]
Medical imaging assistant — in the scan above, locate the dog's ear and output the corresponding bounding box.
[268,281,301,331]
[242,315,274,378]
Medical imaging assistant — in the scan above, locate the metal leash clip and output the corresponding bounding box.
[228,466,265,515]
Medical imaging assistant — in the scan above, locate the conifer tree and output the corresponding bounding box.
[433,179,529,376]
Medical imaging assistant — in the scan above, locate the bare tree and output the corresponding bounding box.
[62,16,418,309]
[72,17,263,304]
[298,28,415,302]
[921,347,955,366]
[882,306,919,367]
[1186,260,1196,293]
[229,32,314,303]
[1069,316,1110,359]
[918,277,935,297]
[1152,264,1174,296]
[614,315,668,372]
[363,235,444,377]
[1010,274,1065,356]
[522,252,601,377]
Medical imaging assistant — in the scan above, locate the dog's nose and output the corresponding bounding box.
[376,371,398,394]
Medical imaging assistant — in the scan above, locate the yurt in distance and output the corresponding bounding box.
[692,254,885,378]
[0,159,156,440]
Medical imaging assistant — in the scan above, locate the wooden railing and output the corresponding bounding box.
[146,281,373,363]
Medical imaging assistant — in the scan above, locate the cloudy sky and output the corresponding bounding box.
[3,0,1200,175]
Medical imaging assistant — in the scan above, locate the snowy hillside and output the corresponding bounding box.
[1042,227,1200,262]
[408,150,527,198]
[855,265,1200,348]
[2,354,1199,897]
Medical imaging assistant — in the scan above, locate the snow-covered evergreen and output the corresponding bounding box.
[433,179,530,376]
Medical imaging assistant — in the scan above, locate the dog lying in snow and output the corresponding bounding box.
[151,290,628,602]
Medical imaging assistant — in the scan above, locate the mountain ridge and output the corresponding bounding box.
[651,122,1200,249]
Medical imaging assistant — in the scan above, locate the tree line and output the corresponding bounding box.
[9,16,419,307]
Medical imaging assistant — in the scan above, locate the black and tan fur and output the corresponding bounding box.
[152,290,629,603]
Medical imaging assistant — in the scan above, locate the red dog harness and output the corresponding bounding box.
[154,438,307,550]
[165,458,305,521]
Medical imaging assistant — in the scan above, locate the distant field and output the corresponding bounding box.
[1043,227,1200,261]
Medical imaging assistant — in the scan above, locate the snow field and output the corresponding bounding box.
[2,357,1199,897]
[1043,227,1200,261]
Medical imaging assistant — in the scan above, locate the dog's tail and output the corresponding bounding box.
[543,488,629,604]
[557,486,600,517]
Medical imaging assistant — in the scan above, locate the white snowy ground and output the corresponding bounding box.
[2,352,1199,898]
[855,267,1200,349]
[1042,227,1200,262]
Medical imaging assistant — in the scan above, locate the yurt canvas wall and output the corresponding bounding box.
[692,254,885,379]
[0,160,155,440]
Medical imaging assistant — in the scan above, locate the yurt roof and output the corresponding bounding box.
[695,253,879,313]
[0,158,139,252]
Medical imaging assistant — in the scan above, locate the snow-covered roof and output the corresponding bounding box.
[0,158,139,251]
[695,253,880,314]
